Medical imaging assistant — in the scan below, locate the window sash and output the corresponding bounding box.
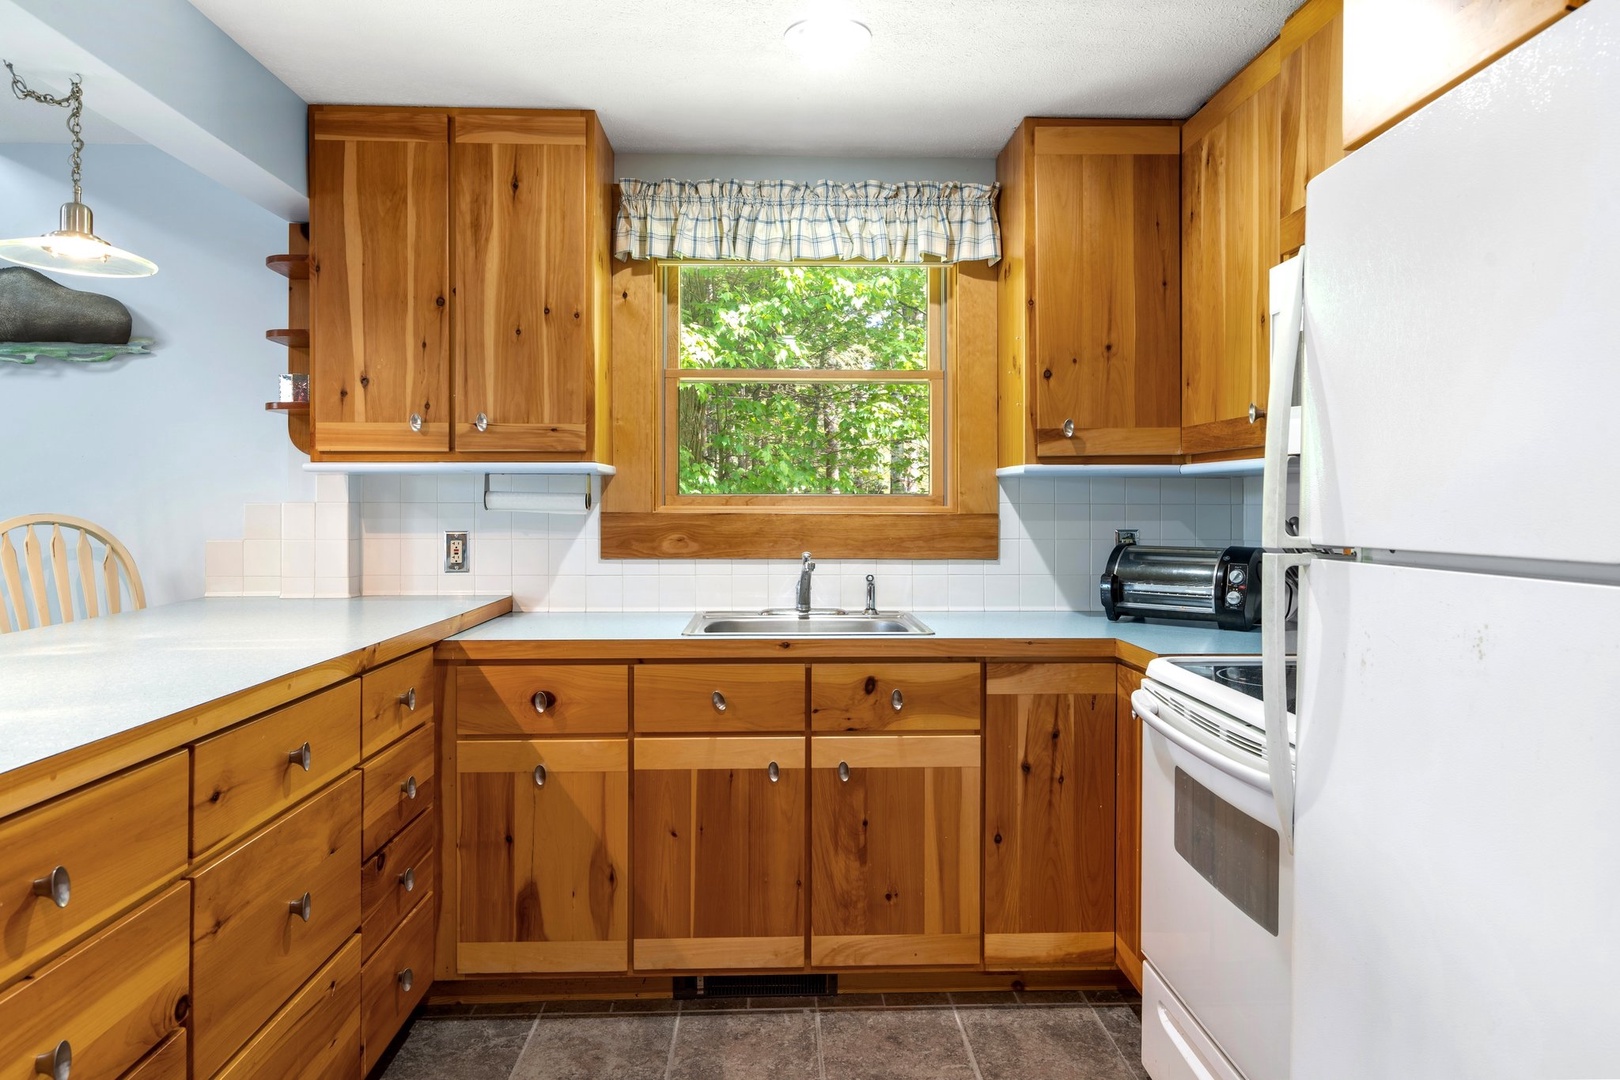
[659,264,949,509]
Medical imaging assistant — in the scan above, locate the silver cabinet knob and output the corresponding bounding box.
[400,775,418,800]
[533,764,548,788]
[767,761,780,783]
[288,742,312,771]
[837,761,850,783]
[399,687,417,712]
[474,412,489,433]
[289,892,312,922]
[33,1040,70,1080]
[31,866,70,909]
[398,967,415,993]
[1248,402,1266,424]
[711,690,727,713]
[408,412,423,433]
[531,690,555,714]
[890,688,905,712]
[1062,418,1075,438]
[400,867,416,893]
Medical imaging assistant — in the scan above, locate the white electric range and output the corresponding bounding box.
[1131,656,1296,1080]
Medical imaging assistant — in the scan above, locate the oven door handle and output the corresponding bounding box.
[1131,689,1273,794]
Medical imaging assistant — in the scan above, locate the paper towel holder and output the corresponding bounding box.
[482,474,593,515]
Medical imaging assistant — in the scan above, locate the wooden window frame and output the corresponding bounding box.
[660,262,948,510]
[602,255,1000,561]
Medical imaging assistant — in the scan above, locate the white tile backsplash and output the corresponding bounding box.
[349,475,1248,612]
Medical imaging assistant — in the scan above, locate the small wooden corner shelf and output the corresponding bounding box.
[266,328,310,348]
[264,401,310,413]
[265,254,309,279]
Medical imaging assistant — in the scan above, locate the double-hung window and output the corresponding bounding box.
[663,263,946,507]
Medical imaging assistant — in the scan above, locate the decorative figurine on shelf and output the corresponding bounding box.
[0,266,152,363]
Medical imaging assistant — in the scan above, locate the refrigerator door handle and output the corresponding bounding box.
[1263,254,1305,550]
[1262,550,1307,852]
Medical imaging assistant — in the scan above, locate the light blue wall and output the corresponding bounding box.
[615,153,996,184]
[0,143,312,606]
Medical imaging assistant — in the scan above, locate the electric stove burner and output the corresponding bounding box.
[1171,659,1296,712]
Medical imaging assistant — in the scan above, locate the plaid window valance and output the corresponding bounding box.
[612,179,1001,265]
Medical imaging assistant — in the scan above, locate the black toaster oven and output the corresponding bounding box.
[1099,543,1264,631]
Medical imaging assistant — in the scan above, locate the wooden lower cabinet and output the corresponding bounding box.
[0,883,189,1080]
[362,896,435,1073]
[214,936,362,1080]
[809,735,981,967]
[456,738,628,973]
[633,737,807,970]
[983,664,1117,969]
[1115,665,1147,990]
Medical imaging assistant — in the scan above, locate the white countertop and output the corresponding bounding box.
[448,609,1264,655]
[0,596,509,780]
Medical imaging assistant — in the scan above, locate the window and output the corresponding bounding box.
[663,264,945,506]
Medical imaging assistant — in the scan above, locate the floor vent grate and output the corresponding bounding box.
[672,975,836,1000]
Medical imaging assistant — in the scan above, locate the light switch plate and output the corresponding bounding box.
[445,531,469,573]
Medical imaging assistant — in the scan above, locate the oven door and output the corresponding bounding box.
[1134,686,1293,1080]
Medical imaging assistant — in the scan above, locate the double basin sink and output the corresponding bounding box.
[682,610,934,636]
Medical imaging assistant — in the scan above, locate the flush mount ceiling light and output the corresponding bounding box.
[0,61,158,278]
[783,16,872,67]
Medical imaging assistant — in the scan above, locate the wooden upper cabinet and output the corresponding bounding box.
[1343,0,1586,151]
[1181,0,1341,457]
[451,111,615,457]
[997,120,1182,463]
[308,107,451,455]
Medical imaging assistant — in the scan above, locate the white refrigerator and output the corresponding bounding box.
[1259,3,1620,1078]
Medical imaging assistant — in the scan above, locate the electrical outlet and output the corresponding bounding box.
[445,531,469,573]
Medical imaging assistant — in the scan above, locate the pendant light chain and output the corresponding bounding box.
[4,61,85,202]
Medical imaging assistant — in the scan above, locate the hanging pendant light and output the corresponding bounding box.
[0,61,157,278]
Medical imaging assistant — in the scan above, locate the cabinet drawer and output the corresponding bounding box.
[360,892,435,1073]
[457,663,628,735]
[192,680,362,856]
[363,649,435,759]
[811,663,982,732]
[213,935,362,1080]
[361,809,435,961]
[0,753,188,988]
[120,1031,186,1080]
[636,664,805,733]
[361,722,435,859]
[0,883,189,1080]
[190,773,362,1080]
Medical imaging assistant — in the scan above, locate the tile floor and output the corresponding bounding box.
[375,990,1147,1080]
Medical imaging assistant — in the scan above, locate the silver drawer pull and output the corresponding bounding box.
[711,690,727,713]
[531,690,555,714]
[398,967,415,993]
[289,891,312,922]
[1062,418,1075,438]
[890,688,904,712]
[288,742,312,771]
[533,764,548,788]
[837,761,850,783]
[401,775,419,800]
[408,412,423,433]
[1249,402,1266,424]
[474,412,489,433]
[767,761,780,783]
[399,687,417,712]
[400,867,416,893]
[34,1040,70,1080]
[31,866,70,909]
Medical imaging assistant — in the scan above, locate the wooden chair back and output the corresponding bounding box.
[0,514,146,633]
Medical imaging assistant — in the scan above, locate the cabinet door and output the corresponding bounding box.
[1279,0,1345,258]
[810,734,980,967]
[452,112,594,453]
[1030,124,1181,458]
[983,664,1116,970]
[633,737,807,971]
[309,107,450,454]
[456,739,627,974]
[1182,80,1280,456]
[1114,664,1146,991]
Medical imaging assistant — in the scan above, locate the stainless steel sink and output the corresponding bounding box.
[682,610,934,636]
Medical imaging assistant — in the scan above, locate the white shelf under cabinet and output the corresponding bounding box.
[997,459,1262,479]
[303,461,615,476]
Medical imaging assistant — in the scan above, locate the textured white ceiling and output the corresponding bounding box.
[185,0,1303,158]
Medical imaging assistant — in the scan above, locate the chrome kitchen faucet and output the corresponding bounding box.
[796,551,816,614]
